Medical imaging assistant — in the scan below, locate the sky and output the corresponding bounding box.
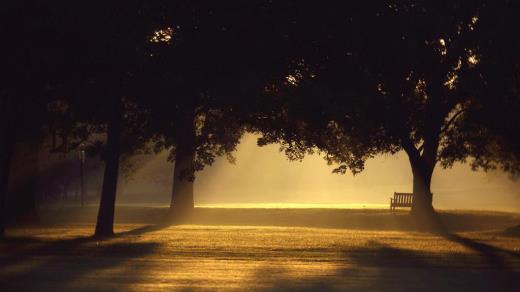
[120,134,520,212]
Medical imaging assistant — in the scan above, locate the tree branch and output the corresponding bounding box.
[440,108,465,134]
[401,135,421,162]
[417,142,424,154]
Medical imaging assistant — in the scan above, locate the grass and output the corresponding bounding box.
[1,206,520,291]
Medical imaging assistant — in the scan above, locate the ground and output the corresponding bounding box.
[1,207,520,291]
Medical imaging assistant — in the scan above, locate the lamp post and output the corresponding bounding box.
[79,144,86,207]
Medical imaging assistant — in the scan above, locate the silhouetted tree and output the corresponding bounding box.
[450,2,520,176]
[0,97,15,236]
[141,1,289,214]
[33,1,158,236]
[253,1,519,221]
[0,1,72,234]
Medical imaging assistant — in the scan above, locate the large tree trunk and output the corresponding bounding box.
[0,98,15,236]
[0,144,13,236]
[9,138,41,223]
[403,135,438,217]
[170,144,195,212]
[169,115,196,215]
[95,98,122,236]
[403,136,445,231]
[409,157,435,216]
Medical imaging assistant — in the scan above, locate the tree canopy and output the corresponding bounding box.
[1,1,519,235]
[251,1,520,217]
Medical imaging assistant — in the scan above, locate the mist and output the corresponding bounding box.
[119,134,520,212]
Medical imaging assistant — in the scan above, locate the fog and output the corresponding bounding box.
[119,134,520,212]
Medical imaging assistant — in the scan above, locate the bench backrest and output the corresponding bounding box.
[393,192,413,204]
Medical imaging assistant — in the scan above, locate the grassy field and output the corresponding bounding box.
[1,207,520,291]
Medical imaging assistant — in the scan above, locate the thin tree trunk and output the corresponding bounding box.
[95,97,122,236]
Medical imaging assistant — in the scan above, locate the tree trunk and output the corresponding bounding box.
[10,139,40,222]
[0,145,13,236]
[95,98,122,237]
[403,135,438,218]
[170,115,196,215]
[3,125,44,227]
[410,158,434,216]
[0,110,15,236]
[170,142,195,213]
[404,145,445,231]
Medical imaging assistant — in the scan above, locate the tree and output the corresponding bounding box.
[448,1,520,176]
[253,1,519,221]
[0,96,15,236]
[41,1,158,236]
[0,1,73,234]
[140,1,289,215]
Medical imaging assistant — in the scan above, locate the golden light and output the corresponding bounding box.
[149,27,175,44]
[468,15,479,31]
[286,74,299,86]
[438,38,447,56]
[444,72,458,90]
[468,53,479,66]
[415,79,427,94]
[453,58,462,71]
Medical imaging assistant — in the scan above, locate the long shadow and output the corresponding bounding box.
[115,223,171,237]
[253,240,520,291]
[0,230,161,290]
[0,223,175,290]
[395,213,520,290]
[346,241,520,292]
[0,223,169,262]
[445,233,520,260]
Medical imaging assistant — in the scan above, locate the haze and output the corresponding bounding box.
[120,134,520,212]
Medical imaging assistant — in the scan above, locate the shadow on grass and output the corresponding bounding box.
[0,225,166,291]
[443,232,520,267]
[253,239,520,292]
[115,223,171,237]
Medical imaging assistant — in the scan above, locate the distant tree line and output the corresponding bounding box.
[1,1,518,236]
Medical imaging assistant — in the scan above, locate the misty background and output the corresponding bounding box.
[114,134,520,212]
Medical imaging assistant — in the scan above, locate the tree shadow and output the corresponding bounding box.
[252,239,520,291]
[115,223,170,237]
[0,225,168,290]
[445,233,520,259]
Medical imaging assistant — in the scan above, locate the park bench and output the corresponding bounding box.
[390,192,413,211]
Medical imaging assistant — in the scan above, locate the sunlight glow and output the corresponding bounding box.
[197,203,388,209]
[444,72,458,90]
[467,52,479,66]
[438,38,447,56]
[149,27,175,44]
[286,74,299,86]
[468,15,479,31]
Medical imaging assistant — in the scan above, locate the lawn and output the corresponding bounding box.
[1,207,519,291]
